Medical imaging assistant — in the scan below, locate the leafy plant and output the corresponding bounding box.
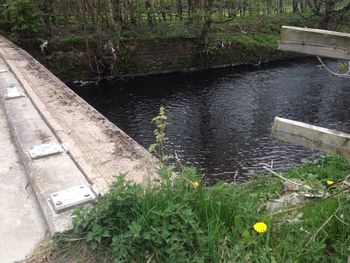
[52,156,349,262]
[8,0,42,38]
[148,106,169,163]
[51,117,350,263]
[86,224,110,250]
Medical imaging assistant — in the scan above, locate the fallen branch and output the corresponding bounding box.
[211,18,247,34]
[262,166,312,191]
[270,184,350,216]
[233,20,247,34]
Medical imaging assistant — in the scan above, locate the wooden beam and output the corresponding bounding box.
[272,117,350,159]
[278,26,350,60]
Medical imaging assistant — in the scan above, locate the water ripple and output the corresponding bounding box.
[71,60,350,183]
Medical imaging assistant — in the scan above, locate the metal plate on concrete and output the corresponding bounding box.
[28,143,64,160]
[50,185,96,213]
[4,85,26,100]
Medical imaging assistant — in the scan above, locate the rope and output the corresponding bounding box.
[317,56,350,78]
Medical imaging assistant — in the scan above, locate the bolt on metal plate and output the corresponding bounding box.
[4,85,26,100]
[50,185,97,213]
[28,143,64,160]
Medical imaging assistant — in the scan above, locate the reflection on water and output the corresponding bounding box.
[70,60,350,182]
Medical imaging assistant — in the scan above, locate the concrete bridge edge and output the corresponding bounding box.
[0,36,157,235]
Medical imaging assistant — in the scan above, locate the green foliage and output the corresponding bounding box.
[86,224,110,250]
[57,169,275,262]
[148,106,169,163]
[0,0,8,28]
[284,154,350,181]
[52,109,350,262]
[53,155,350,262]
[125,20,200,40]
[7,0,42,38]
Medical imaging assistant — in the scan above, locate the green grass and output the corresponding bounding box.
[284,154,350,181]
[37,14,303,46]
[51,155,350,262]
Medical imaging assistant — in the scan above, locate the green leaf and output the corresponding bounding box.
[242,229,252,242]
[234,215,244,233]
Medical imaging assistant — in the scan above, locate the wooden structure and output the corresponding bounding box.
[279,26,350,60]
[272,117,350,159]
[273,26,350,159]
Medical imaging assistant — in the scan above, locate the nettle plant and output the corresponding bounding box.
[148,106,169,163]
[53,108,350,263]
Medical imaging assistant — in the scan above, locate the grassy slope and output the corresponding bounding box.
[17,14,309,79]
[44,154,350,263]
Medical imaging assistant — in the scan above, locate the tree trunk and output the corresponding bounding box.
[188,0,194,22]
[128,0,137,25]
[61,0,69,26]
[200,0,213,53]
[278,0,283,13]
[77,0,90,54]
[160,0,167,21]
[177,0,183,20]
[145,0,154,27]
[292,0,298,13]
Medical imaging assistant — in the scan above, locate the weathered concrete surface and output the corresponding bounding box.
[0,102,47,263]
[0,36,155,193]
[0,57,95,234]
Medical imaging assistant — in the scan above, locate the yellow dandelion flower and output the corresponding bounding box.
[193,181,199,188]
[253,222,268,234]
[326,180,334,186]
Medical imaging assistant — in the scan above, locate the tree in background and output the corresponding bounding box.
[305,0,350,29]
[0,0,42,37]
[1,0,350,75]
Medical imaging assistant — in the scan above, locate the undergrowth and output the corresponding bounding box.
[50,153,350,263]
[49,109,350,263]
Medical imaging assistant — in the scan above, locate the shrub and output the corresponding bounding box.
[52,110,350,262]
[7,0,42,38]
[53,155,350,262]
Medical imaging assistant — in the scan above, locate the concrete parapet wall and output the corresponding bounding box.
[0,36,155,200]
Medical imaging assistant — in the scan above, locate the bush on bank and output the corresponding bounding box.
[53,155,350,263]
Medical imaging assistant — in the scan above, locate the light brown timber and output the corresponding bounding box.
[272,117,350,159]
[278,26,350,60]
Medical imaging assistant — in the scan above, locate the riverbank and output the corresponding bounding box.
[6,15,308,81]
[23,154,350,262]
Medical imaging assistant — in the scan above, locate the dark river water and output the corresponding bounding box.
[70,60,350,183]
